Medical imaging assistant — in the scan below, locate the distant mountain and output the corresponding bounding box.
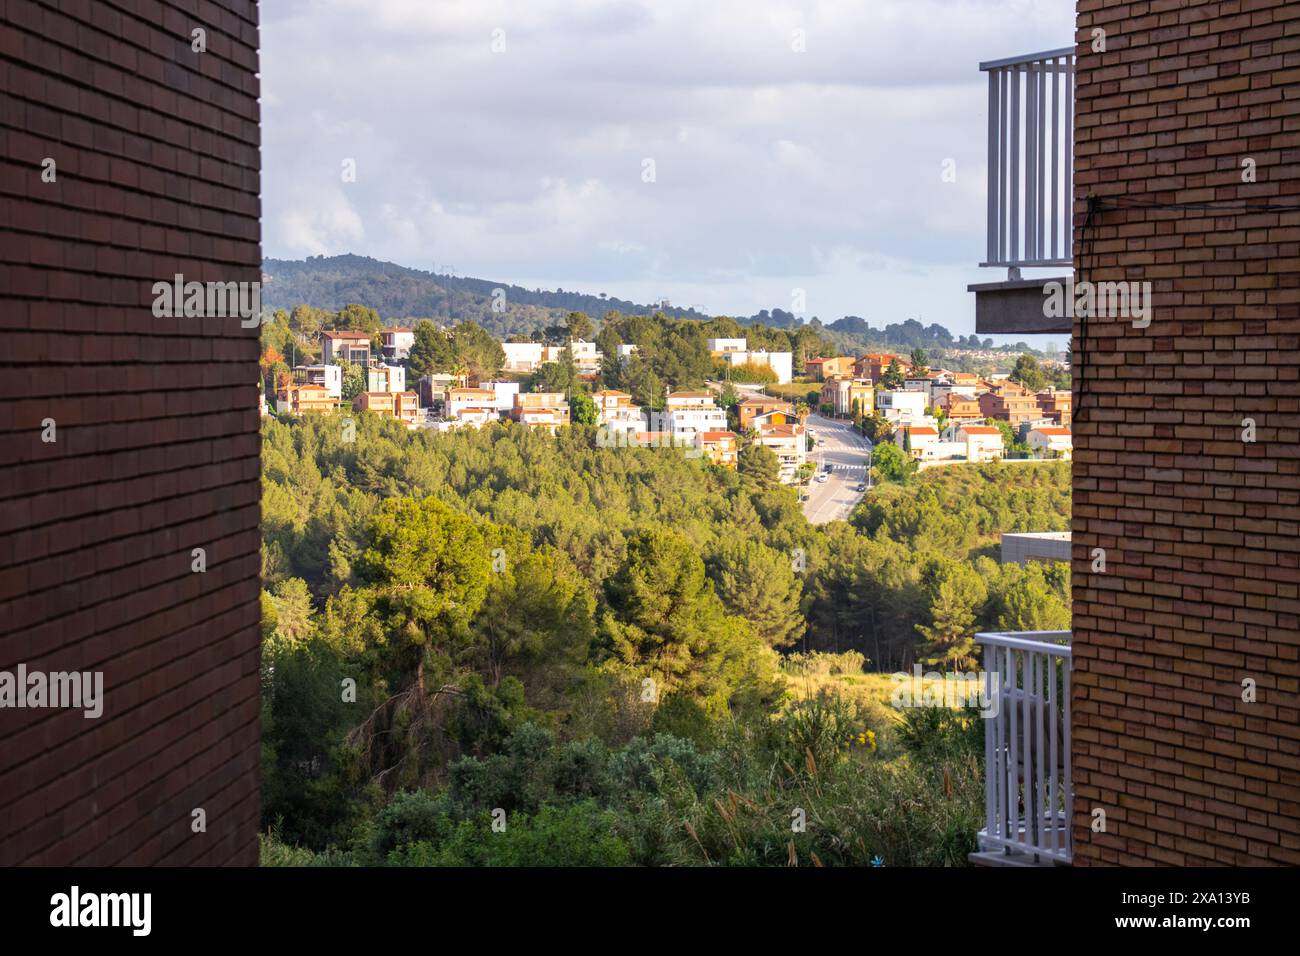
[261,254,708,338]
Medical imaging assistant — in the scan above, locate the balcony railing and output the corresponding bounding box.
[981,48,1075,272]
[975,630,1072,865]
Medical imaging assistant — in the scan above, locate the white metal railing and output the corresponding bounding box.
[977,630,1072,864]
[981,48,1075,271]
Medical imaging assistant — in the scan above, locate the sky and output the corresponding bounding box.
[261,0,1075,343]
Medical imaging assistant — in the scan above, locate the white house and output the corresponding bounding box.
[894,424,940,459]
[446,387,500,422]
[876,389,930,423]
[592,389,644,438]
[292,364,343,400]
[502,342,544,372]
[757,422,807,484]
[380,327,415,361]
[956,424,1005,462]
[663,391,727,437]
[366,364,406,394]
[478,380,520,414]
[719,349,793,384]
[1027,426,1073,459]
[707,337,748,353]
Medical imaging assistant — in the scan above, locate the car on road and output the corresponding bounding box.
[855,482,867,492]
[823,463,833,472]
[815,472,829,483]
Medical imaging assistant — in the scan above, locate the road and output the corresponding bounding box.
[802,412,872,524]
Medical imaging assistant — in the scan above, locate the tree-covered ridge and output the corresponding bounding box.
[259,414,1071,863]
[261,255,1057,359]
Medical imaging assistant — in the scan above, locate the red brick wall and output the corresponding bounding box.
[0,0,261,864]
[1072,0,1300,865]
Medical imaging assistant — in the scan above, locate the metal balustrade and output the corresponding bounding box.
[981,48,1075,271]
[975,630,1072,865]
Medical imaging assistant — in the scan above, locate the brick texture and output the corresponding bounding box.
[0,0,261,864]
[1072,0,1300,865]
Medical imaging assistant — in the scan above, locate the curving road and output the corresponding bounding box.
[801,412,872,524]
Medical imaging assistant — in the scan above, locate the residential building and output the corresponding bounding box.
[353,391,395,416]
[478,380,521,415]
[718,348,793,384]
[756,422,807,484]
[417,372,469,408]
[875,389,928,423]
[320,329,372,365]
[855,352,911,383]
[592,389,645,437]
[821,377,873,418]
[663,391,727,437]
[616,343,639,360]
[804,356,855,381]
[446,387,500,421]
[380,327,415,361]
[567,339,603,372]
[978,382,1040,424]
[512,392,570,432]
[894,424,939,459]
[695,431,739,468]
[293,364,343,400]
[276,382,337,415]
[393,391,421,427]
[501,341,544,372]
[955,424,1004,462]
[366,364,406,395]
[737,396,793,430]
[938,393,983,424]
[707,337,748,353]
[1037,387,1072,426]
[1026,426,1072,460]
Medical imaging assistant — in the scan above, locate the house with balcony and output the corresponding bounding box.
[511,392,570,432]
[979,382,1040,424]
[1036,387,1072,426]
[320,329,372,365]
[592,389,645,438]
[854,353,911,383]
[663,390,727,438]
[938,393,983,424]
[755,422,806,484]
[446,387,499,423]
[292,364,343,400]
[737,396,793,430]
[821,377,873,419]
[380,327,414,361]
[875,389,929,424]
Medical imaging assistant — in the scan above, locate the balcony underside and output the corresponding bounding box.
[969,275,1073,335]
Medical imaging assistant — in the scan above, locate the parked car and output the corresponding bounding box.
[815,472,829,483]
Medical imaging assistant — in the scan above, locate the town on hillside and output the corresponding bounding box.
[261,320,1073,501]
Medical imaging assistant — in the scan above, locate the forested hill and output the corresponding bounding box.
[261,254,1012,353]
[261,254,708,338]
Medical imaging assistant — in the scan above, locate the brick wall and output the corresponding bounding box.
[0,1,262,864]
[1072,0,1300,864]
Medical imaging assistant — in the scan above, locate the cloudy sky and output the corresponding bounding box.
[262,0,1074,340]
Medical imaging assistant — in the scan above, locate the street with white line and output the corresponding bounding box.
[801,412,872,524]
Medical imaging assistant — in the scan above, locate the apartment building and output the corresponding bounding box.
[1036,387,1072,426]
[320,329,372,365]
[380,327,415,361]
[821,377,874,418]
[756,422,807,484]
[663,391,727,437]
[978,382,1040,424]
[938,393,983,423]
[965,1,1299,866]
[738,396,794,430]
